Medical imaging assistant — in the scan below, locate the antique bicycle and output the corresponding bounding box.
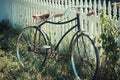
[16,6,99,80]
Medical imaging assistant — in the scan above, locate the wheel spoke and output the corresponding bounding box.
[70,33,99,80]
[16,26,47,71]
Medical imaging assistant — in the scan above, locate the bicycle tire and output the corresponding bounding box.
[16,26,48,70]
[70,32,99,80]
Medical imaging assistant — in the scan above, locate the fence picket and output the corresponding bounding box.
[89,0,92,9]
[119,7,120,20]
[108,1,112,18]
[103,0,106,14]
[0,0,120,45]
[113,2,117,17]
[93,0,97,15]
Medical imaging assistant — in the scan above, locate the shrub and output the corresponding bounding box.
[96,9,120,80]
[0,19,21,51]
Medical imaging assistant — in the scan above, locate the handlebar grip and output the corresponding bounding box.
[54,13,63,17]
[87,12,95,16]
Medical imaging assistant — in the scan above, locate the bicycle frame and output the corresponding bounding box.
[38,13,81,51]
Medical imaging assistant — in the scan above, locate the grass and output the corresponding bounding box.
[0,19,75,80]
[0,19,120,80]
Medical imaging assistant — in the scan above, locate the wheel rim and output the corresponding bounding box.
[71,33,99,80]
[16,26,47,71]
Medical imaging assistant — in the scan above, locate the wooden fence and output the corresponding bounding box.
[0,0,120,49]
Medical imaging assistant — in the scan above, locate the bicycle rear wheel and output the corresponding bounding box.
[70,32,99,80]
[16,26,47,70]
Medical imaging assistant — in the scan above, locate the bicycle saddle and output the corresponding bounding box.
[33,14,50,19]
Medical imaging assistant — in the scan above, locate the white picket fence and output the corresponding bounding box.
[0,0,120,48]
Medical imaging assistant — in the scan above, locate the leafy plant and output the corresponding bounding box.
[96,9,120,80]
[0,19,21,51]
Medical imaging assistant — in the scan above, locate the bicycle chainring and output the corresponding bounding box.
[47,48,57,59]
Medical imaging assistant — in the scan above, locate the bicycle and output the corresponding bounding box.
[16,6,99,80]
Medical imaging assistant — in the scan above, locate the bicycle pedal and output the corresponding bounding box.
[42,45,51,49]
[48,49,56,58]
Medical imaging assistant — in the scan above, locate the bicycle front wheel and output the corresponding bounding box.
[16,26,47,69]
[70,32,99,80]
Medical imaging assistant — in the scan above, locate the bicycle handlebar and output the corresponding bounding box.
[54,13,64,17]
[54,6,95,17]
